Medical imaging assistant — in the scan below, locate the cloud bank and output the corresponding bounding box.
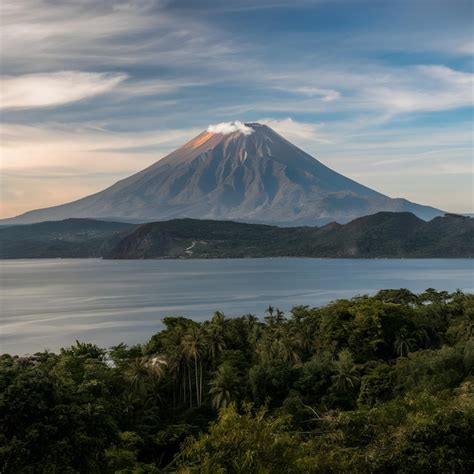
[207,121,254,135]
[1,71,127,109]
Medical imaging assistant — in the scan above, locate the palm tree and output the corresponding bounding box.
[266,305,275,318]
[126,357,151,397]
[126,357,149,396]
[244,314,262,350]
[165,321,193,407]
[293,324,314,356]
[181,328,206,406]
[165,353,182,408]
[126,355,167,398]
[147,355,168,378]
[272,335,301,364]
[394,328,417,357]
[415,327,431,349]
[173,351,192,408]
[265,307,285,327]
[209,362,239,410]
[332,349,359,392]
[206,312,227,369]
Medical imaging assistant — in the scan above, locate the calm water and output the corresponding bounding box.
[1,258,473,355]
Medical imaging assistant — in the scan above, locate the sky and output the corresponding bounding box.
[1,0,473,218]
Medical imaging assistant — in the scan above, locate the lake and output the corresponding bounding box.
[1,258,473,355]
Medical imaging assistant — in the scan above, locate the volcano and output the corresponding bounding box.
[4,122,443,225]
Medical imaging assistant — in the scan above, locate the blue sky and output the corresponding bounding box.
[1,0,473,217]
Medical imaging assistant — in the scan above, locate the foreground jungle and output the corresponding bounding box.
[1,289,473,473]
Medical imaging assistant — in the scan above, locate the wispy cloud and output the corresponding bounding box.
[204,63,473,120]
[116,78,206,98]
[1,0,159,70]
[1,71,127,109]
[0,0,241,73]
[274,86,340,101]
[366,65,474,114]
[258,118,331,143]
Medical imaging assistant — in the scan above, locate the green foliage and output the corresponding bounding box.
[209,362,240,410]
[294,351,334,406]
[0,350,120,472]
[178,403,301,473]
[249,360,299,407]
[3,213,472,258]
[1,289,473,472]
[358,362,393,407]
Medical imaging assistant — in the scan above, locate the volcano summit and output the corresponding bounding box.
[4,122,442,225]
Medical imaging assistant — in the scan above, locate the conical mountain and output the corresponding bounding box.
[3,122,442,225]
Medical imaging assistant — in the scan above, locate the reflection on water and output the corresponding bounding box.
[1,258,473,354]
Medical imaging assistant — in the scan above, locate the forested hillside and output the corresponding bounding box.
[1,212,472,258]
[107,212,473,258]
[0,219,134,258]
[1,289,473,472]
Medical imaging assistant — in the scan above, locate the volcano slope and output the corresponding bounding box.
[3,122,442,226]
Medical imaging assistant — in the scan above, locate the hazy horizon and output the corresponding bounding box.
[1,0,473,218]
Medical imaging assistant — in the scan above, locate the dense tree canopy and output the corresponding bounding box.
[1,289,473,473]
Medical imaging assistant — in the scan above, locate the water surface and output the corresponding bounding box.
[1,258,472,354]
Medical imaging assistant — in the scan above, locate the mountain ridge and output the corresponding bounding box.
[1,212,471,259]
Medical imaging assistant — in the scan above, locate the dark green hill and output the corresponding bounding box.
[0,219,135,258]
[104,218,309,258]
[301,212,474,258]
[0,213,472,259]
[105,212,473,259]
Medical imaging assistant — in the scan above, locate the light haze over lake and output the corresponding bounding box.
[1,258,473,355]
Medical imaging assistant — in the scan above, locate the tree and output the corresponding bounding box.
[331,349,359,393]
[209,362,240,410]
[394,327,417,357]
[109,343,143,368]
[375,288,417,305]
[178,403,302,473]
[249,360,298,406]
[125,355,167,398]
[181,328,206,407]
[0,353,119,472]
[205,312,227,370]
[357,363,393,407]
[419,288,449,305]
[126,357,151,397]
[294,352,335,405]
[1,290,472,473]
